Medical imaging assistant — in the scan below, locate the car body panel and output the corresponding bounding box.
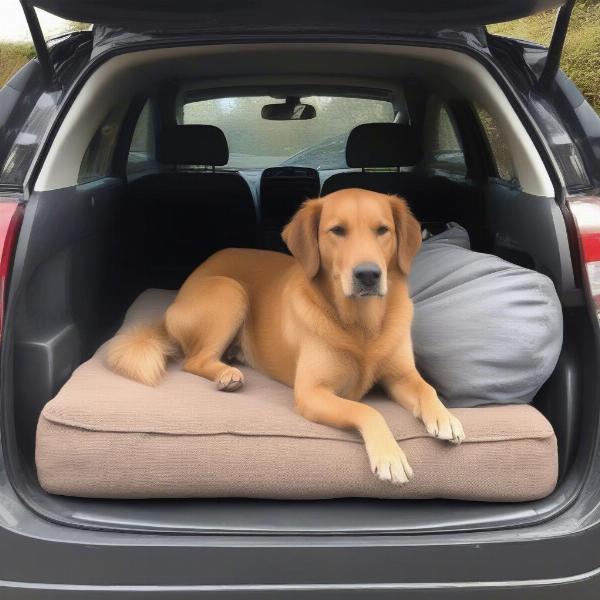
[29,0,566,32]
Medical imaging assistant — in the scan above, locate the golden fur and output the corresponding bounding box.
[107,188,464,485]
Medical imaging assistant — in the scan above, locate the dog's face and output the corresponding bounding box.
[282,188,421,298]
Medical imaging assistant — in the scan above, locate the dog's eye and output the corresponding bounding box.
[376,225,390,236]
[330,225,346,236]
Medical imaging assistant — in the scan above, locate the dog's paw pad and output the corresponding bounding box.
[448,414,465,444]
[216,367,244,392]
[424,413,465,444]
[370,447,413,486]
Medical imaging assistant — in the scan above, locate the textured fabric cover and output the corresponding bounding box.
[128,172,257,288]
[322,122,423,197]
[157,124,229,165]
[346,123,421,167]
[411,224,563,408]
[36,289,557,501]
[321,171,422,197]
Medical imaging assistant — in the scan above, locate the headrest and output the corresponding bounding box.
[157,125,229,166]
[346,123,420,168]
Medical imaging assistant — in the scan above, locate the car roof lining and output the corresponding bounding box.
[34,43,554,197]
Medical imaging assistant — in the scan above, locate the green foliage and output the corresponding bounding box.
[0,22,88,88]
[489,1,600,112]
[0,42,35,88]
[67,22,90,32]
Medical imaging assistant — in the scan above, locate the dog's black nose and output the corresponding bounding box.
[353,263,381,288]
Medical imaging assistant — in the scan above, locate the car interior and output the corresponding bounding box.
[2,42,594,535]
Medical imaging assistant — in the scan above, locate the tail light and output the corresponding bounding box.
[568,195,600,317]
[0,201,24,335]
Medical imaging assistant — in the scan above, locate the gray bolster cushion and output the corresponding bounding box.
[410,224,563,408]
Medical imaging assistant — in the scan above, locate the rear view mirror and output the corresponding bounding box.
[261,96,316,120]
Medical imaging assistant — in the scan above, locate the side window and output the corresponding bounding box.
[475,106,518,184]
[425,103,467,177]
[78,104,127,184]
[127,100,157,177]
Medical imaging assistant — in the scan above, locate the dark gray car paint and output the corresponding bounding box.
[28,0,567,32]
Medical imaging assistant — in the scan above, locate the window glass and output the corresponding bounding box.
[0,90,59,188]
[78,103,126,184]
[182,96,396,170]
[475,106,517,183]
[127,100,157,177]
[426,103,467,177]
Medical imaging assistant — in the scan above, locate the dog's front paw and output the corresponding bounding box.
[216,366,244,391]
[366,440,414,485]
[420,404,465,444]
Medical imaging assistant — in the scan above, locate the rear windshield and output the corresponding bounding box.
[181,96,395,170]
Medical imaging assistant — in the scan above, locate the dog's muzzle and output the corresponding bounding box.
[352,262,382,297]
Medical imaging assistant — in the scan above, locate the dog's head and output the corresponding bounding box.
[282,188,421,298]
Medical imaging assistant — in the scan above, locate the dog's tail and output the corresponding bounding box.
[106,321,177,386]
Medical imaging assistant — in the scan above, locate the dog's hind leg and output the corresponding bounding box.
[165,276,248,391]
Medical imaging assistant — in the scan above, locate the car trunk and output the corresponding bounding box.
[3,163,593,535]
[1,1,597,536]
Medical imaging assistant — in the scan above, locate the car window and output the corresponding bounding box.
[78,103,127,184]
[181,96,395,170]
[475,106,518,184]
[424,103,467,177]
[127,100,157,177]
[0,90,60,189]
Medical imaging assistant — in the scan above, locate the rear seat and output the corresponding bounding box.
[321,122,424,198]
[128,125,257,288]
[320,122,482,241]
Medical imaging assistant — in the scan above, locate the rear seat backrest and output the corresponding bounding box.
[320,122,483,243]
[129,124,257,288]
[320,122,423,199]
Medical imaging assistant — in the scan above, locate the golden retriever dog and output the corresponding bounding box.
[107,188,464,485]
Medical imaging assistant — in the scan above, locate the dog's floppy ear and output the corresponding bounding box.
[391,195,422,276]
[282,199,322,278]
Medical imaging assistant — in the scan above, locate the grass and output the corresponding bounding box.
[0,5,598,112]
[489,0,600,112]
[0,42,35,87]
[0,21,87,88]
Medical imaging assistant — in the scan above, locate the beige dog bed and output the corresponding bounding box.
[35,289,558,501]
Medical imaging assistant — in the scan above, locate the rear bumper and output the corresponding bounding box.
[1,484,600,600]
